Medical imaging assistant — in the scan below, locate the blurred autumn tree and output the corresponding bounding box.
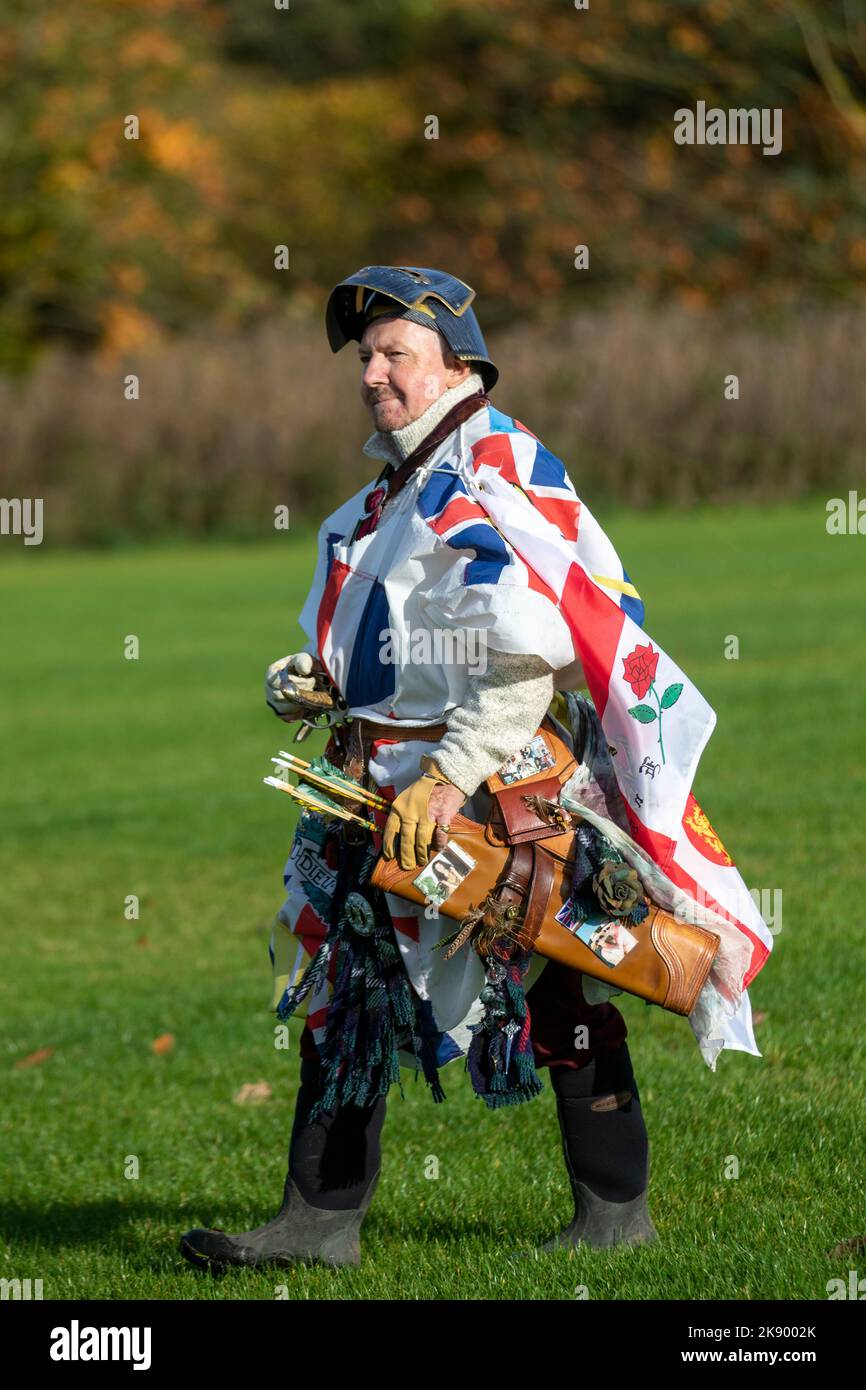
[0,0,264,371]
[1,0,866,371]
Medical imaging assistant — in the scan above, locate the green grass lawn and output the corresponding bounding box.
[1,499,864,1301]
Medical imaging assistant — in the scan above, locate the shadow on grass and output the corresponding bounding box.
[0,1198,249,1252]
[0,1196,573,1256]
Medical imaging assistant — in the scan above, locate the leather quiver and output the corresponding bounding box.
[370,813,719,1016]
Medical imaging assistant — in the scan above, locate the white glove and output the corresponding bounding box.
[265,651,320,720]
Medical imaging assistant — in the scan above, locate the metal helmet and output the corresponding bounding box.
[325,265,498,390]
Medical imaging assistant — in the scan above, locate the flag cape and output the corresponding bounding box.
[283,402,772,1067]
[461,415,773,1064]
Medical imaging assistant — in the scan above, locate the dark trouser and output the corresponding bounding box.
[525,958,628,1071]
[293,960,638,1209]
[530,964,649,1203]
[289,1055,387,1211]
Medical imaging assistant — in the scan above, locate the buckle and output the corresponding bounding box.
[341,819,370,847]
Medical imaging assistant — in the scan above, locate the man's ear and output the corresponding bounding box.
[445,353,471,384]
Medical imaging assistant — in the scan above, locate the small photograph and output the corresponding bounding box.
[576,918,640,969]
[412,841,478,905]
[499,734,556,784]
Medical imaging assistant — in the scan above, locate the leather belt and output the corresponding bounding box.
[343,717,449,784]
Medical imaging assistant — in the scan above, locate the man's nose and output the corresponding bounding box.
[362,354,389,390]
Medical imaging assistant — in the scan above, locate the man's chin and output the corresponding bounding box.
[372,402,408,431]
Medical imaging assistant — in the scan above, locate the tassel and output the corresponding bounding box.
[465,946,544,1110]
[285,825,446,1121]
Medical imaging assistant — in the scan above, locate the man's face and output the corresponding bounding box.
[358,316,470,432]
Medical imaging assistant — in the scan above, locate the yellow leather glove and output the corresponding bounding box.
[382,761,467,870]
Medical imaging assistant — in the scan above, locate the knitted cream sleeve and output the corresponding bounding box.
[427,649,555,797]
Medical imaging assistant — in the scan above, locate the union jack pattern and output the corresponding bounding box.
[271,400,770,1070]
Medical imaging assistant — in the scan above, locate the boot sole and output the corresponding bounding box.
[540,1225,658,1253]
[179,1234,358,1273]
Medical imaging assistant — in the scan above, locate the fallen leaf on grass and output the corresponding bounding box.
[828,1235,866,1260]
[151,1033,175,1055]
[233,1080,272,1105]
[14,1047,54,1069]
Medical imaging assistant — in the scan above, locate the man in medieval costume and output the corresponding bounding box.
[180,266,770,1273]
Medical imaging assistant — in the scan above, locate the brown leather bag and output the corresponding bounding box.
[369,717,720,1017]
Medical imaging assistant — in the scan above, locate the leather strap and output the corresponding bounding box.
[343,717,449,783]
[523,844,556,946]
[358,718,448,743]
[482,841,534,935]
[350,393,490,542]
[481,841,554,953]
[498,840,535,900]
[378,392,489,502]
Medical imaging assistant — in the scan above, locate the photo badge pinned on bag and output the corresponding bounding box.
[498,733,556,784]
[412,842,477,906]
[555,900,639,969]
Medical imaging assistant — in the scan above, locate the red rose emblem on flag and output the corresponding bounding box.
[622,643,659,700]
[622,642,681,766]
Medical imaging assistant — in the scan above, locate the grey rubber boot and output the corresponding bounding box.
[180,1055,386,1272]
[541,1045,659,1252]
[540,1149,658,1252]
[179,1167,380,1271]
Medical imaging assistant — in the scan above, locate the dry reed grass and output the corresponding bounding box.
[1,298,863,544]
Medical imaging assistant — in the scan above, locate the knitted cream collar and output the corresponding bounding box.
[361,370,486,465]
